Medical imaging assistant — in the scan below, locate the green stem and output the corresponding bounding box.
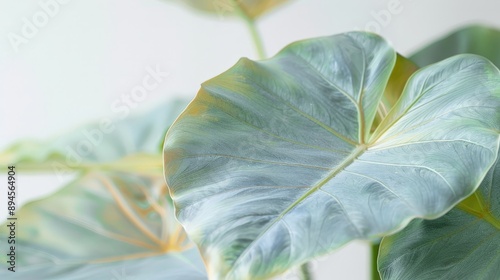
[371,242,381,280]
[232,0,266,59]
[299,262,312,280]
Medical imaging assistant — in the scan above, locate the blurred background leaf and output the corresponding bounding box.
[164,33,500,280]
[0,172,207,279]
[410,25,500,68]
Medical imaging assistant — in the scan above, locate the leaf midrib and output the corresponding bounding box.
[228,144,367,275]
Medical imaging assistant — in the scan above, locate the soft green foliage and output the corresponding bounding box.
[378,151,500,279]
[168,0,290,19]
[163,32,500,279]
[0,101,207,279]
[410,25,500,68]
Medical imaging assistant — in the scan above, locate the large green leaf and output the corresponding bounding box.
[410,25,500,68]
[0,99,187,175]
[168,0,290,19]
[0,172,207,279]
[164,32,500,279]
[378,150,500,280]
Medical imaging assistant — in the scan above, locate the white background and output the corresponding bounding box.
[0,0,499,279]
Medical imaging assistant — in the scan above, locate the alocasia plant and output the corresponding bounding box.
[376,25,500,280]
[163,32,500,279]
[2,0,499,277]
